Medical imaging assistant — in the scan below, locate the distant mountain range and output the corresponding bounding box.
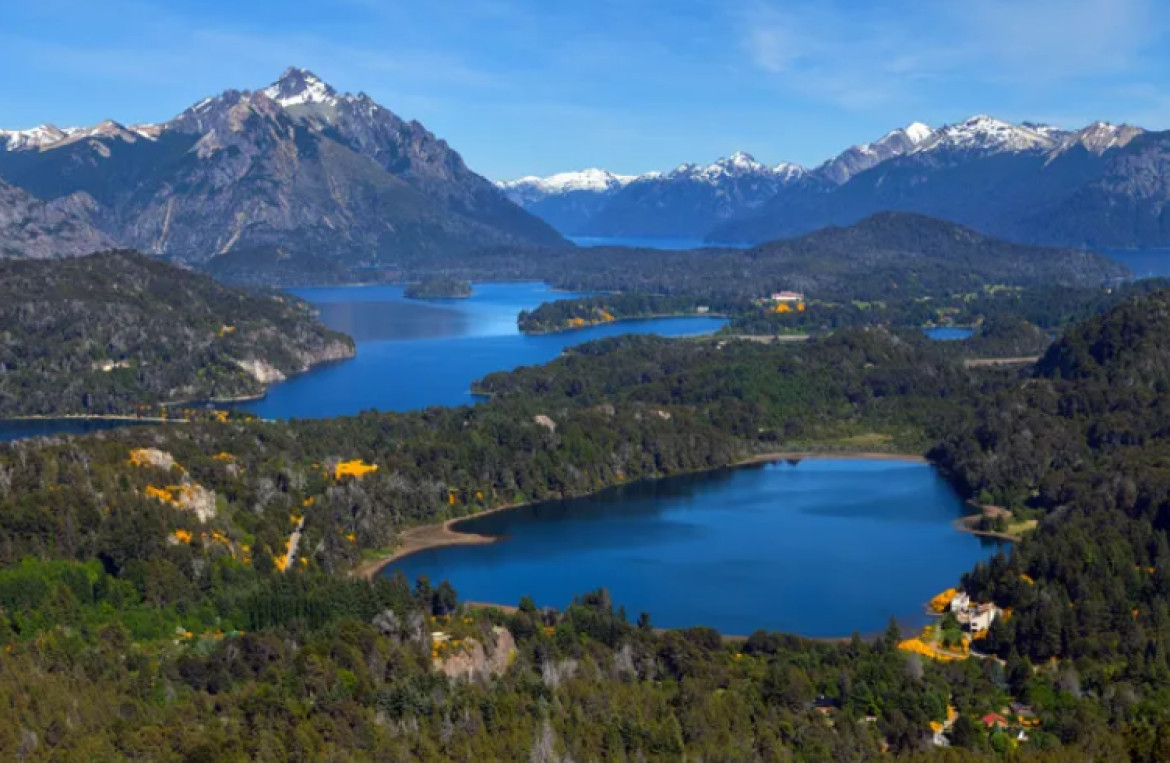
[0,68,565,268]
[501,116,1169,250]
[499,151,807,238]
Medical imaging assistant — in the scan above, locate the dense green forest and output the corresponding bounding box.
[391,213,1129,301]
[518,294,748,333]
[0,252,354,416]
[204,212,1129,303]
[403,277,473,300]
[519,280,1170,349]
[7,278,1170,756]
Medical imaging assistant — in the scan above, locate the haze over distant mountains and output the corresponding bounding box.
[0,68,564,266]
[501,116,1169,250]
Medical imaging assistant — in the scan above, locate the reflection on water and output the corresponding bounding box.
[387,459,1000,637]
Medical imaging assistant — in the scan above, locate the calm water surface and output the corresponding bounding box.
[569,236,750,250]
[924,327,974,341]
[238,282,726,419]
[386,459,997,637]
[0,419,153,444]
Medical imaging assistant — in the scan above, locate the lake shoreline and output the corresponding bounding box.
[355,449,929,581]
[519,313,729,336]
[6,414,187,424]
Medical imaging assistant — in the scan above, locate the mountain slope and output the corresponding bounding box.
[0,178,114,259]
[709,118,1160,248]
[0,69,565,270]
[498,121,961,240]
[738,211,1128,297]
[814,121,935,184]
[1036,288,1170,384]
[498,169,636,234]
[0,251,354,415]
[510,212,1128,300]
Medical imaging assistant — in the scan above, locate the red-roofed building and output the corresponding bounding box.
[981,713,1009,729]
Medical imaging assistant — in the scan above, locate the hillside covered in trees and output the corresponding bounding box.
[4,289,1170,756]
[391,213,1129,302]
[0,251,354,416]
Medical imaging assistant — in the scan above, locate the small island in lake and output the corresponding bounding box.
[404,277,473,300]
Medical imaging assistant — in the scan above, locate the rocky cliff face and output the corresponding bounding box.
[0,69,565,271]
[0,179,114,259]
[433,626,517,682]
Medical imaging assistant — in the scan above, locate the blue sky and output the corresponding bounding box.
[1,0,1168,179]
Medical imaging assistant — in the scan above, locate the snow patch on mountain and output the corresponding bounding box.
[1,120,160,152]
[1050,122,1144,157]
[503,169,636,194]
[814,122,935,184]
[0,125,78,151]
[666,151,806,184]
[261,67,340,108]
[912,115,1065,155]
[503,152,807,204]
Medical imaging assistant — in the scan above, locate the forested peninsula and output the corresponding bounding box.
[0,251,354,417]
[403,277,473,300]
[4,287,1170,757]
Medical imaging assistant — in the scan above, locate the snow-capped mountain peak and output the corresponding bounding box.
[671,152,806,183]
[0,124,76,151]
[815,123,935,184]
[1050,121,1144,157]
[505,168,636,194]
[772,161,806,182]
[0,120,160,152]
[903,122,934,144]
[726,150,762,170]
[913,115,1066,155]
[261,67,339,108]
[497,169,638,205]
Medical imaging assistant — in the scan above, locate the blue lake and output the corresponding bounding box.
[0,419,153,444]
[238,282,727,419]
[386,459,998,638]
[569,235,751,250]
[924,327,974,341]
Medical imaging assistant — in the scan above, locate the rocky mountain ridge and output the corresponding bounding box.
[0,68,565,273]
[501,115,1162,249]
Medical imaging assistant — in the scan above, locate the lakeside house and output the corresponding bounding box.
[949,591,1000,634]
[770,291,805,302]
[757,290,807,315]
